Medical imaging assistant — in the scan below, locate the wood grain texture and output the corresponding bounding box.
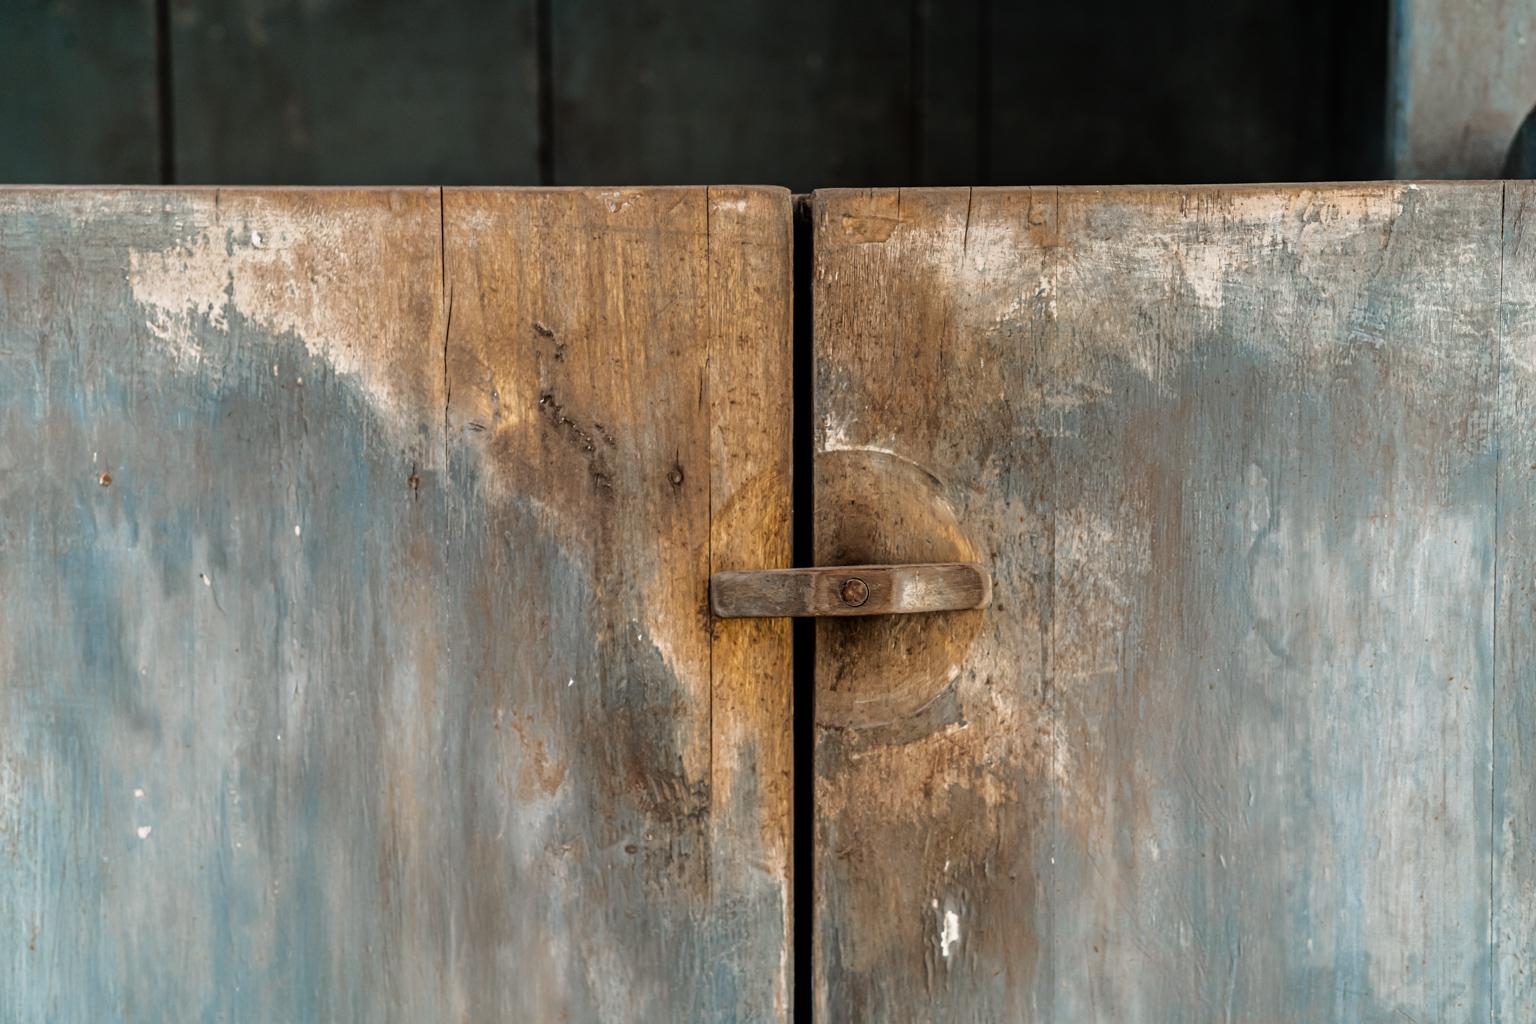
[711,564,990,618]
[1497,180,1536,1021]
[1388,0,1536,177]
[813,184,1502,1021]
[0,185,792,1021]
[441,184,792,1019]
[706,185,796,1016]
[169,0,539,184]
[0,0,159,182]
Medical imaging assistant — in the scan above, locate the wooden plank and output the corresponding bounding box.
[442,184,795,1019]
[711,564,991,619]
[705,185,796,1015]
[0,185,792,1020]
[550,0,914,190]
[1388,0,1536,177]
[0,0,159,182]
[813,184,1500,1020]
[169,1,539,184]
[1497,180,1536,1020]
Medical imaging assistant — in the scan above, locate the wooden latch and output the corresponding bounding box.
[709,563,991,618]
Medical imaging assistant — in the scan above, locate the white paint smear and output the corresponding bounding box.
[939,908,961,960]
[123,194,437,421]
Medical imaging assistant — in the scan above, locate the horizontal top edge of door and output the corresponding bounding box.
[0,184,794,196]
[804,181,1509,203]
[710,563,992,619]
[4,183,1502,200]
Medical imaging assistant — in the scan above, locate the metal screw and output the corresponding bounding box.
[839,577,869,607]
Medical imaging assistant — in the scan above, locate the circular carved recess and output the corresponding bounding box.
[815,448,987,730]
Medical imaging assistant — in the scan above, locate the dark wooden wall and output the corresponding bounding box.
[1,0,1386,188]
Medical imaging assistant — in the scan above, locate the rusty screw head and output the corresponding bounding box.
[839,577,869,607]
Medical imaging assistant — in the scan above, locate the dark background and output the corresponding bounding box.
[3,0,1388,188]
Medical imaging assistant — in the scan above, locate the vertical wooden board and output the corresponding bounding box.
[706,187,796,1014]
[1388,0,1536,177]
[0,185,792,1021]
[813,184,1501,1020]
[0,0,159,182]
[0,186,449,1020]
[1497,180,1535,1020]
[440,184,794,1019]
[169,0,539,184]
[550,0,913,190]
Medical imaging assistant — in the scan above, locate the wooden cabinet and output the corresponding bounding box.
[2,183,1529,1021]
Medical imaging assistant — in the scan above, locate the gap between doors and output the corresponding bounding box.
[791,193,815,1023]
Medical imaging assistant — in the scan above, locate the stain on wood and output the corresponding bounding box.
[706,185,797,1016]
[813,184,1502,1020]
[169,0,540,184]
[0,185,791,1020]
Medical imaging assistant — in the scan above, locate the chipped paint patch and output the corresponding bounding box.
[819,410,856,453]
[933,900,961,960]
[118,190,444,427]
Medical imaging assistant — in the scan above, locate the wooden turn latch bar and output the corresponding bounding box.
[709,563,992,618]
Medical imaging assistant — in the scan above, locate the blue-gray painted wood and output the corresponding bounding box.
[813,183,1502,1020]
[1496,180,1536,1022]
[0,186,792,1021]
[0,0,159,182]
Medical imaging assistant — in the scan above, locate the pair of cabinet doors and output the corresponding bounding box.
[1,183,1529,1022]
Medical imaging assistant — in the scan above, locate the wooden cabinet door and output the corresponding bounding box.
[811,184,1524,1021]
[0,187,792,1021]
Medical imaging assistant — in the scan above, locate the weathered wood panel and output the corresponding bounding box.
[705,185,797,1016]
[1388,0,1536,177]
[169,0,539,184]
[0,185,792,1020]
[813,184,1500,1020]
[0,0,160,182]
[1497,180,1536,1021]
